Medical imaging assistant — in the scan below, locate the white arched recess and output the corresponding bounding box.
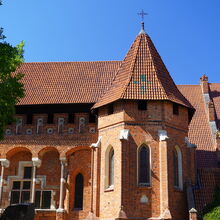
[104,145,114,190]
[174,145,183,190]
[137,144,151,186]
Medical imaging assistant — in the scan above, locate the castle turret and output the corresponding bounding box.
[93,24,195,220]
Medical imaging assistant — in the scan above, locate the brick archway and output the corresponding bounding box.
[6,146,32,159]
[38,146,60,158]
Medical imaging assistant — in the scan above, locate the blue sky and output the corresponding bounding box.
[0,0,219,84]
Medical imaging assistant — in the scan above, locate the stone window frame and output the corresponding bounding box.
[7,161,56,210]
[137,144,151,187]
[104,145,114,191]
[10,178,32,204]
[173,145,183,190]
[109,148,114,187]
[35,190,53,209]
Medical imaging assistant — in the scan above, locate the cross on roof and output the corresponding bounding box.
[138,9,148,22]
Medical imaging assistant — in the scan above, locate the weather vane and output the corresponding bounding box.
[137,9,148,22]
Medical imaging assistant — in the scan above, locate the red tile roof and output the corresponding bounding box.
[93,33,194,110]
[178,85,218,168]
[194,168,220,215]
[210,83,220,129]
[17,61,121,105]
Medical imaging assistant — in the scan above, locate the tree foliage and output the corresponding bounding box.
[203,186,220,220]
[0,41,25,139]
[0,0,25,139]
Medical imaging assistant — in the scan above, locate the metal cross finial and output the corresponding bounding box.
[138,9,148,22]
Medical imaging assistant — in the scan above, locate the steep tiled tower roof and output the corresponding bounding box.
[93,28,193,110]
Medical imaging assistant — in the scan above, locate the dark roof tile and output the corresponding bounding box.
[93,33,193,109]
[17,61,121,105]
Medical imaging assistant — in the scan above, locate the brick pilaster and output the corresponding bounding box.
[159,140,172,219]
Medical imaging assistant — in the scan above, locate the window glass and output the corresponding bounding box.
[47,113,54,124]
[12,181,21,190]
[107,104,114,115]
[173,103,179,115]
[11,182,31,205]
[26,114,33,124]
[23,167,32,179]
[23,181,31,189]
[138,146,150,185]
[42,191,51,209]
[35,191,41,208]
[109,149,114,186]
[34,191,51,209]
[21,191,30,203]
[89,113,96,123]
[68,113,74,124]
[74,173,84,209]
[138,100,147,110]
[10,191,20,204]
[10,167,53,208]
[173,149,180,187]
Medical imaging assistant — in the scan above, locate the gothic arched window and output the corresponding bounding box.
[74,173,84,209]
[173,146,183,189]
[109,148,114,187]
[138,145,150,185]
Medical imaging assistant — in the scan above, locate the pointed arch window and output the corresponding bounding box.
[173,146,183,190]
[74,173,84,210]
[138,145,150,185]
[109,149,114,187]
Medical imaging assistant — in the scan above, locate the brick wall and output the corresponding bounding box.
[67,149,91,220]
[96,100,196,220]
[0,99,196,220]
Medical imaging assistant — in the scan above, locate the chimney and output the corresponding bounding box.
[200,74,209,94]
[208,101,215,122]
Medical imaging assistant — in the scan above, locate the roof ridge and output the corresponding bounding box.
[146,35,193,107]
[93,32,194,109]
[145,34,168,98]
[209,82,220,85]
[120,35,142,99]
[177,84,199,86]
[95,61,124,101]
[22,60,122,64]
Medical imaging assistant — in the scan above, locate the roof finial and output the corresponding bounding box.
[138,9,148,34]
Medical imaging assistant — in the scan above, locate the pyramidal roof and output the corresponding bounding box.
[93,28,194,110]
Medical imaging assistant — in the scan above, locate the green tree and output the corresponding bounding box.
[0,1,25,139]
[203,186,220,220]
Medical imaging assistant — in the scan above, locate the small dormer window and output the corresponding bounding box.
[173,103,179,115]
[107,104,114,115]
[138,100,147,111]
[89,113,96,123]
[68,113,74,124]
[47,113,54,124]
[26,114,33,124]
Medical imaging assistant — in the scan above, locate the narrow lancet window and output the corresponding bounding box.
[138,145,150,185]
[173,149,179,187]
[109,149,114,186]
[173,146,183,189]
[74,173,84,209]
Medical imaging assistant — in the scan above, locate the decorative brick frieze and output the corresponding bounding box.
[4,113,97,137]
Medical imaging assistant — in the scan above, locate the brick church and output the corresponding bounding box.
[0,22,220,220]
